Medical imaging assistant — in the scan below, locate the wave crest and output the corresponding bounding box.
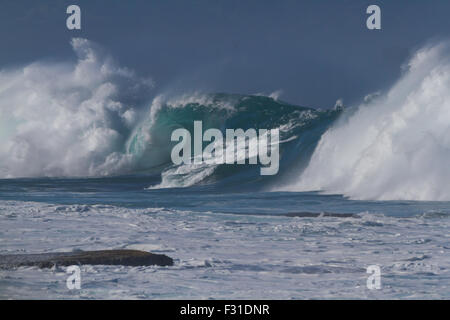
[277,42,450,201]
[0,38,337,185]
[0,38,153,178]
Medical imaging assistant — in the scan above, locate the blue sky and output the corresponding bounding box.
[1,0,450,108]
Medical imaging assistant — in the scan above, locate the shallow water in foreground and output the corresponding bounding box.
[0,177,449,299]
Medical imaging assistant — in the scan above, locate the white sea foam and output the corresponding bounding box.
[1,199,449,299]
[0,38,153,178]
[278,41,450,201]
[0,39,247,179]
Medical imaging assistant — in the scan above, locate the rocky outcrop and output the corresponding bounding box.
[284,212,358,218]
[0,249,174,269]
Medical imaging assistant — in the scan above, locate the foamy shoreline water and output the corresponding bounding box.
[1,198,449,299]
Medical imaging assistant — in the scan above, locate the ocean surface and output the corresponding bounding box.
[1,39,450,299]
[0,180,450,299]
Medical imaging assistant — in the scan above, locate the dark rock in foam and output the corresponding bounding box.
[284,212,359,218]
[0,249,174,269]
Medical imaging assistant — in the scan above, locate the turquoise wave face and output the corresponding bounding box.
[126,93,341,189]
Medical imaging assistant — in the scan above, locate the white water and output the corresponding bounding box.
[279,42,450,201]
[0,38,154,178]
[0,38,259,180]
[1,199,449,299]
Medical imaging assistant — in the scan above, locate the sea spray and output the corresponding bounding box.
[278,41,450,201]
[0,38,339,189]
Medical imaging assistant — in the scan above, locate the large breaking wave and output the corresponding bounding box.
[2,38,450,201]
[277,41,450,201]
[0,38,339,187]
[0,38,153,178]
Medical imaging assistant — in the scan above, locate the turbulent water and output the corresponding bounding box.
[1,39,450,299]
[278,42,450,201]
